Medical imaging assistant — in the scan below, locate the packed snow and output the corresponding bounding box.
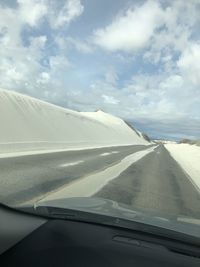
[165,144,200,191]
[0,89,149,154]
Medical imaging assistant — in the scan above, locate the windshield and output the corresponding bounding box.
[0,0,200,241]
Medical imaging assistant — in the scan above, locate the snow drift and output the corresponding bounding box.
[0,89,149,154]
[165,144,200,191]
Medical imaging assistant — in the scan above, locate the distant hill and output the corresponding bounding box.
[179,139,200,146]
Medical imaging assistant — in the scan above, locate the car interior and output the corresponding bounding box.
[0,204,200,267]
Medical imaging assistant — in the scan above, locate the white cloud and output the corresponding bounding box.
[29,35,47,50]
[56,36,93,53]
[49,0,84,29]
[159,75,183,91]
[0,7,22,48]
[142,1,200,66]
[70,39,92,53]
[37,72,50,85]
[17,0,84,29]
[0,0,84,96]
[18,0,47,27]
[93,0,200,68]
[93,0,164,52]
[177,43,200,86]
[102,94,120,105]
[49,55,70,72]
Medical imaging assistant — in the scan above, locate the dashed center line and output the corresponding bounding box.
[59,150,120,167]
[100,151,119,157]
[111,151,119,154]
[59,160,84,168]
[100,153,111,156]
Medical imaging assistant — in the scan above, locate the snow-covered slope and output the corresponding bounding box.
[0,89,149,153]
[165,144,200,191]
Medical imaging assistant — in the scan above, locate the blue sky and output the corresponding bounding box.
[0,0,200,140]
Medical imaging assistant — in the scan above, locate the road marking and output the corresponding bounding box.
[100,151,119,156]
[100,152,110,156]
[59,160,84,168]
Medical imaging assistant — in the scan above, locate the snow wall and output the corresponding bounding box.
[0,89,149,153]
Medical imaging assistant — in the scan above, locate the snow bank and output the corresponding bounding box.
[165,144,200,191]
[0,89,148,154]
[155,140,177,144]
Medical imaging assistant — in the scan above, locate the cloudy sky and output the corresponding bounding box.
[0,0,200,140]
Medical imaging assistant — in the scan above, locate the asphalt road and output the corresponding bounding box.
[0,144,148,205]
[0,144,199,220]
[95,145,200,219]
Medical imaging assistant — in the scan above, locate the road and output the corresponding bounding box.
[95,145,200,219]
[0,144,199,219]
[0,144,148,205]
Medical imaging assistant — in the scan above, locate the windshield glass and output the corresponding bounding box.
[0,0,200,240]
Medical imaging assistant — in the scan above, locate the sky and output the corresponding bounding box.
[0,0,200,140]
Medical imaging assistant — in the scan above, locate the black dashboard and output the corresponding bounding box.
[0,205,200,267]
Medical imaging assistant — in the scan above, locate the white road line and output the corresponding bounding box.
[59,160,84,168]
[39,146,157,202]
[100,151,119,157]
[100,152,111,156]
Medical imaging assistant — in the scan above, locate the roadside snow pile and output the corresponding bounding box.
[0,89,149,153]
[165,144,200,191]
[155,140,177,144]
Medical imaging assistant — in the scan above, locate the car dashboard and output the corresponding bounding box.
[0,205,200,267]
